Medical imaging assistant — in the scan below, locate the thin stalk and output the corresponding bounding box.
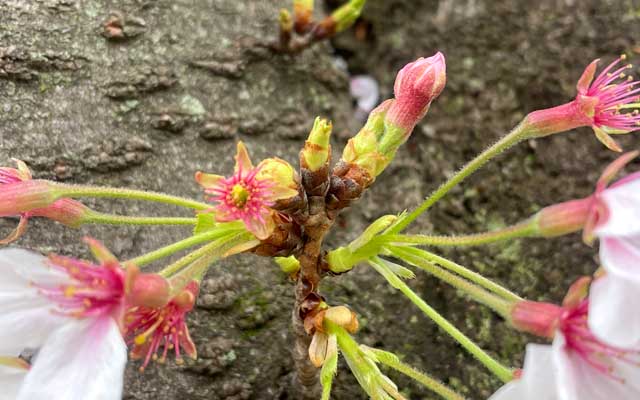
[385,218,538,247]
[388,122,530,234]
[369,257,514,383]
[158,232,247,278]
[389,245,522,303]
[364,347,466,400]
[388,246,513,316]
[125,228,241,267]
[84,212,196,226]
[53,183,211,210]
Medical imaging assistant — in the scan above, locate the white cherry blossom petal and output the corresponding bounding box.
[596,179,640,237]
[599,236,640,281]
[489,344,558,400]
[553,333,640,400]
[0,364,27,400]
[589,272,640,348]
[0,248,68,354]
[17,316,126,400]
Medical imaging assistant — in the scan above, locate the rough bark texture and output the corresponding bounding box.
[2,0,640,399]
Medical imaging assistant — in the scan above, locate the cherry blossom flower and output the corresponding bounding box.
[0,159,89,244]
[126,281,199,371]
[494,281,640,400]
[196,142,297,240]
[534,151,640,348]
[527,55,640,151]
[0,239,169,400]
[584,152,640,348]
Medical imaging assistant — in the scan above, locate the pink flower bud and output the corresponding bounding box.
[510,301,563,338]
[385,53,446,133]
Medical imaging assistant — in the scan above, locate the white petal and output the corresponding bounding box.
[599,236,640,281]
[0,304,66,355]
[489,344,558,400]
[0,248,68,354]
[596,180,640,237]
[0,248,69,288]
[589,273,640,348]
[553,333,640,400]
[489,381,527,400]
[0,364,27,400]
[17,317,127,400]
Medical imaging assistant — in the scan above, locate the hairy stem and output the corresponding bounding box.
[53,183,211,210]
[389,246,522,303]
[364,347,466,400]
[388,122,530,234]
[388,246,514,316]
[370,257,514,383]
[385,218,537,247]
[84,212,197,227]
[125,229,240,267]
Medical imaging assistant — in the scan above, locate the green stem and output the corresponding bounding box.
[84,212,196,226]
[364,347,466,400]
[126,228,241,267]
[53,183,211,210]
[388,122,530,234]
[388,246,513,315]
[389,246,522,303]
[158,232,248,278]
[385,218,537,247]
[369,257,514,383]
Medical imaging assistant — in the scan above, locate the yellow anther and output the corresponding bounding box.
[621,54,628,60]
[134,334,147,346]
[64,286,76,298]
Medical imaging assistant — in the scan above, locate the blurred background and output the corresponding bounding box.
[1,0,639,398]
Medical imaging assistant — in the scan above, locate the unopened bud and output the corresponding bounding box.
[275,255,301,274]
[342,100,394,178]
[331,0,365,33]
[293,0,314,34]
[301,117,332,172]
[380,53,446,154]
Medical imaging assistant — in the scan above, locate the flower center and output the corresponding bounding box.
[230,184,251,208]
[560,300,639,382]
